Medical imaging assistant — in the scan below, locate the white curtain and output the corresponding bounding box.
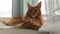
[45,0,60,23]
[45,0,60,15]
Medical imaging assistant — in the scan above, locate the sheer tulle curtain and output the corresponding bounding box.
[45,0,60,15]
[45,0,60,23]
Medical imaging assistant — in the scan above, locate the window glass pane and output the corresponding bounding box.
[0,0,12,17]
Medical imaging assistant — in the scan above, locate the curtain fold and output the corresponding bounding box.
[45,0,60,23]
[45,0,60,15]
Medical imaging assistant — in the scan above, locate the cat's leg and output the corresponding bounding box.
[15,23,24,28]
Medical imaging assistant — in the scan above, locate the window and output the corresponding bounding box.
[0,0,12,17]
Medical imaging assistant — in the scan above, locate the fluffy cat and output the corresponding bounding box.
[1,2,44,30]
[23,2,44,30]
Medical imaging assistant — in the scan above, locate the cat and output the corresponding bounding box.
[1,2,44,30]
[22,2,44,30]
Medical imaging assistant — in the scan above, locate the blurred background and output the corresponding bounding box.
[0,0,46,20]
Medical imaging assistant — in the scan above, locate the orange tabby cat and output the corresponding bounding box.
[22,2,44,30]
[1,2,44,30]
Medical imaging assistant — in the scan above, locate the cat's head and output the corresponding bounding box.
[26,2,41,18]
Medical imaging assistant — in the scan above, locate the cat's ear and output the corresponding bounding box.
[27,3,32,9]
[36,2,41,9]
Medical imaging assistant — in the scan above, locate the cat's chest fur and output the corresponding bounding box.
[21,18,41,30]
[30,18,40,25]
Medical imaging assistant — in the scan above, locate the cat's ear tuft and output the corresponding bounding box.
[27,3,32,9]
[36,2,41,9]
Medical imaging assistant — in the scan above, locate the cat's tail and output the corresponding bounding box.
[0,20,5,23]
[0,19,9,23]
[0,20,3,22]
[0,20,5,24]
[0,19,11,26]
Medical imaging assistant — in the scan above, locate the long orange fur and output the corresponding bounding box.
[1,2,44,30]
